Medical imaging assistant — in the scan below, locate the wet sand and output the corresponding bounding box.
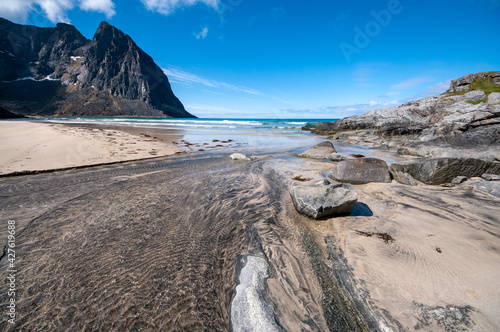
[1,124,499,331]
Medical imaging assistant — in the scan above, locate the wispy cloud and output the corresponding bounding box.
[185,104,247,117]
[140,0,219,16]
[281,100,401,119]
[391,76,433,90]
[163,66,262,95]
[270,6,285,20]
[409,80,451,100]
[0,0,115,23]
[351,62,389,84]
[194,26,208,39]
[378,91,399,98]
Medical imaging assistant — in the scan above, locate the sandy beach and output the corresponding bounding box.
[0,121,184,175]
[1,121,499,331]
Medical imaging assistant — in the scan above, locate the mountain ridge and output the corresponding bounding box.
[0,18,194,118]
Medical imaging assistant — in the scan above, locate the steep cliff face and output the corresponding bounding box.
[0,18,194,118]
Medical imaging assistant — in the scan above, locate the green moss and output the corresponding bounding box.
[469,78,500,95]
[300,231,370,332]
[466,99,487,105]
[445,72,500,97]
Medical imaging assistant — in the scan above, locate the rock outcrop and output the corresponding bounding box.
[310,72,500,161]
[290,180,358,219]
[329,158,392,184]
[298,141,337,159]
[390,158,500,185]
[0,18,193,118]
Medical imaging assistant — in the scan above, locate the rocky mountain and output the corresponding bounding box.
[0,105,25,118]
[311,71,500,161]
[0,18,194,118]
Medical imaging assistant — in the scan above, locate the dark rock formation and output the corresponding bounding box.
[290,180,358,219]
[391,158,500,185]
[329,158,391,184]
[0,106,25,119]
[298,141,337,159]
[0,18,193,118]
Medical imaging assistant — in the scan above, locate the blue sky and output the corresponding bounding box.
[1,0,499,118]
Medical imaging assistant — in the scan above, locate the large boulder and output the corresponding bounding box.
[298,141,336,159]
[391,158,500,185]
[329,158,391,184]
[290,180,358,219]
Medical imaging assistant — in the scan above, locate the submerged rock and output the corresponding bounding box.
[391,158,500,185]
[329,158,391,184]
[326,153,348,162]
[298,141,337,159]
[230,153,252,161]
[290,180,358,219]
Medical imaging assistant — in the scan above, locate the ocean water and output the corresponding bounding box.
[37,117,338,152]
[40,117,333,131]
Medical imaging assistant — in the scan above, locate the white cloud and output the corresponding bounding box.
[0,0,35,23]
[0,0,115,23]
[163,66,262,95]
[79,0,115,18]
[140,0,219,15]
[38,0,73,23]
[194,26,208,39]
